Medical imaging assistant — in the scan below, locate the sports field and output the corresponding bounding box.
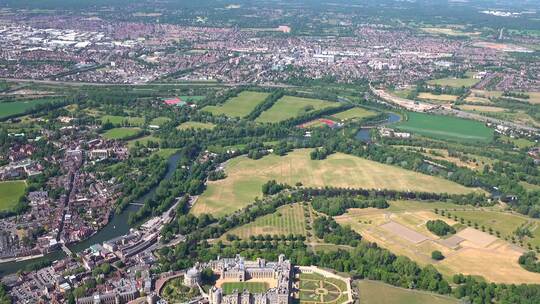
[202,91,270,118]
[335,201,540,283]
[332,107,376,121]
[224,204,308,239]
[191,149,481,217]
[0,98,58,119]
[427,76,479,88]
[255,96,340,123]
[177,121,215,130]
[0,180,26,212]
[102,127,141,140]
[298,273,349,304]
[100,115,145,126]
[221,282,269,295]
[396,112,493,142]
[358,280,457,304]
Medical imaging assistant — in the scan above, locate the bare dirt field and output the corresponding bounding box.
[380,222,430,244]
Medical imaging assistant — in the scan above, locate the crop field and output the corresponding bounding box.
[221,282,269,295]
[191,149,482,217]
[177,121,216,130]
[100,115,145,126]
[335,201,540,283]
[459,105,506,113]
[224,204,308,239]
[255,96,340,123]
[202,91,270,118]
[427,76,479,88]
[0,180,26,212]
[298,273,349,304]
[396,112,493,143]
[0,98,59,119]
[102,127,141,140]
[150,116,171,126]
[417,93,458,102]
[331,107,377,121]
[358,280,457,304]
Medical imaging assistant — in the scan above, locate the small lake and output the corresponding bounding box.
[356,112,401,143]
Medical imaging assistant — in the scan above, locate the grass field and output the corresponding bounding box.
[332,107,377,121]
[449,210,528,237]
[394,145,494,171]
[299,273,349,304]
[202,91,270,118]
[177,121,215,130]
[417,93,458,102]
[501,136,536,149]
[221,282,268,295]
[0,98,59,119]
[224,204,308,239]
[358,280,457,304]
[100,115,145,126]
[150,117,171,126]
[102,127,141,140]
[336,201,540,283]
[396,112,493,143]
[191,149,481,217]
[179,95,205,103]
[0,180,26,212]
[255,96,340,123]
[427,75,479,88]
[459,105,506,113]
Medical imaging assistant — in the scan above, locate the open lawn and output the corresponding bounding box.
[0,180,26,212]
[427,76,479,88]
[202,91,270,118]
[417,93,458,102]
[102,127,141,140]
[332,107,377,121]
[177,121,215,130]
[221,282,268,295]
[358,280,457,304]
[150,117,171,126]
[396,112,493,143]
[0,98,59,119]
[256,96,340,123]
[449,210,528,237]
[192,149,482,217]
[224,203,308,239]
[179,95,205,103]
[100,115,145,127]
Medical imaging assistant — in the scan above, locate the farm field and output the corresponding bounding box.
[332,107,377,121]
[150,116,171,126]
[100,115,145,126]
[102,127,141,140]
[0,180,26,212]
[427,75,479,88]
[177,121,216,130]
[255,96,340,123]
[221,282,269,295]
[298,273,349,304]
[0,98,59,119]
[469,90,540,104]
[459,105,506,113]
[224,204,309,239]
[417,93,458,102]
[358,280,457,304]
[191,149,482,217]
[202,91,270,118]
[335,201,540,283]
[396,112,493,143]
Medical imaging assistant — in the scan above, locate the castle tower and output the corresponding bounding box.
[209,286,223,304]
[184,266,201,288]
